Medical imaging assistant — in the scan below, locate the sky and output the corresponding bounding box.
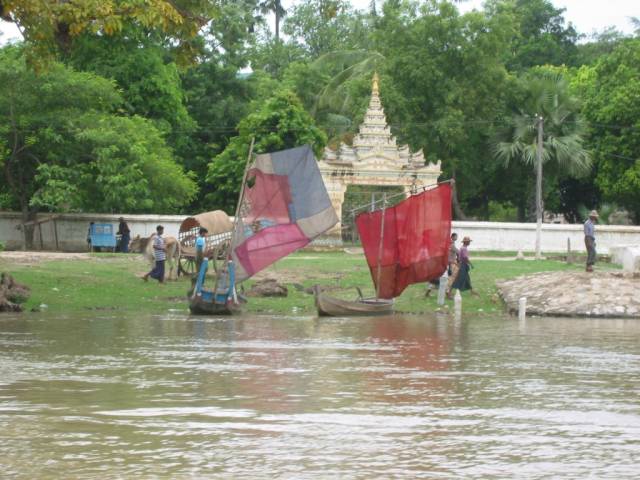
[1,0,638,44]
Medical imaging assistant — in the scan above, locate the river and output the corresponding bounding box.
[1,312,639,479]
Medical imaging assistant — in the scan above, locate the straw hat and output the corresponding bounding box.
[462,236,472,243]
[589,210,599,218]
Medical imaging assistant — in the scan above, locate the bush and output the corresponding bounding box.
[488,201,518,222]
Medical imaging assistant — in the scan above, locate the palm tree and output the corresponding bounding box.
[493,71,592,258]
[258,0,287,41]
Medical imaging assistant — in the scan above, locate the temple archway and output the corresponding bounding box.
[318,74,442,239]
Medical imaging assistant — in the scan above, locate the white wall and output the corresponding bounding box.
[450,221,640,254]
[1,212,639,254]
[0,212,185,251]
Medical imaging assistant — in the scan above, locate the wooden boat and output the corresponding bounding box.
[188,143,339,315]
[316,182,453,317]
[314,287,393,316]
[189,296,234,315]
[189,258,237,315]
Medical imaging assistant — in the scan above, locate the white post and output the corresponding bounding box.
[518,297,527,322]
[437,271,448,306]
[454,290,462,320]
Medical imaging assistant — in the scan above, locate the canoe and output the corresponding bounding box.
[314,288,394,317]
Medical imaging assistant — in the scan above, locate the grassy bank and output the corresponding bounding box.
[0,250,608,316]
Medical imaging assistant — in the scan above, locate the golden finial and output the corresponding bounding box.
[372,72,379,94]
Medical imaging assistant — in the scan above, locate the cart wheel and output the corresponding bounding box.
[179,256,196,276]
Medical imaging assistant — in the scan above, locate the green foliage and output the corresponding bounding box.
[494,69,591,177]
[181,61,259,210]
[498,0,579,70]
[0,45,196,218]
[67,31,196,152]
[375,1,515,217]
[32,114,197,213]
[574,39,640,222]
[206,89,327,212]
[487,201,519,222]
[283,0,369,57]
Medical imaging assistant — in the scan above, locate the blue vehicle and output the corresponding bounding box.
[88,223,117,252]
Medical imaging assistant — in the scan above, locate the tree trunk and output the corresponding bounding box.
[451,178,468,221]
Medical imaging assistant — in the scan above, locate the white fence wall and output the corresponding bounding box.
[449,221,640,255]
[0,212,185,252]
[1,212,639,254]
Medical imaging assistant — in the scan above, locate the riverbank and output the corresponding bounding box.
[498,270,640,318]
[0,251,607,315]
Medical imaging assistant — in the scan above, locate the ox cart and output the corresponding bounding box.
[178,210,233,275]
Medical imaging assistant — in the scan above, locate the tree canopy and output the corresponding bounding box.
[0,0,639,224]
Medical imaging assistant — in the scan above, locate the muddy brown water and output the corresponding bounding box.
[1,311,640,479]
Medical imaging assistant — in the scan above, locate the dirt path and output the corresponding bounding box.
[0,251,93,265]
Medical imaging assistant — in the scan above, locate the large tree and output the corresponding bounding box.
[375,0,516,219]
[0,46,196,245]
[574,39,640,222]
[494,69,592,254]
[485,0,579,71]
[0,0,219,63]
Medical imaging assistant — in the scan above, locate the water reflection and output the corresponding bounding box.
[1,312,640,478]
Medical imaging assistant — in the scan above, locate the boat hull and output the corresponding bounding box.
[189,297,236,315]
[315,291,394,317]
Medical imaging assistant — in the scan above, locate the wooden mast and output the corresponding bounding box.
[374,193,387,299]
[214,137,255,302]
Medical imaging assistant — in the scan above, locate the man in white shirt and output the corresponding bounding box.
[143,225,167,283]
[584,210,598,272]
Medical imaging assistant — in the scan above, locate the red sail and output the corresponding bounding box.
[355,184,452,299]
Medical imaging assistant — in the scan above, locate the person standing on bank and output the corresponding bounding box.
[117,217,131,253]
[428,231,460,297]
[195,227,208,274]
[143,225,167,283]
[449,236,477,298]
[584,210,598,272]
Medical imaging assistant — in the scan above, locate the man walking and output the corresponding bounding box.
[143,225,167,283]
[584,210,598,272]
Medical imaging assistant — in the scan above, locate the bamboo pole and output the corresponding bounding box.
[348,178,454,215]
[214,137,255,302]
[375,194,387,299]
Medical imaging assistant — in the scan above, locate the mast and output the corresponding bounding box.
[215,137,255,301]
[228,137,255,261]
[375,193,387,299]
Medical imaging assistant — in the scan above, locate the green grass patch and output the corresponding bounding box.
[0,251,613,316]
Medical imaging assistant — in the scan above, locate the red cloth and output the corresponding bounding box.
[356,184,452,299]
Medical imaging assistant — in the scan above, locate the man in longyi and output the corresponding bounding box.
[449,236,477,298]
[143,225,167,284]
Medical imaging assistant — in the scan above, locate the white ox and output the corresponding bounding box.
[129,234,181,280]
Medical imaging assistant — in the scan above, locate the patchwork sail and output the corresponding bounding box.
[355,183,452,299]
[231,145,339,282]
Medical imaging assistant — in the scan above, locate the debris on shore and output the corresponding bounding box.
[0,273,30,312]
[497,271,640,318]
[246,278,288,297]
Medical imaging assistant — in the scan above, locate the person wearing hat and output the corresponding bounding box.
[448,236,477,298]
[195,226,209,274]
[117,217,131,253]
[584,210,598,272]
